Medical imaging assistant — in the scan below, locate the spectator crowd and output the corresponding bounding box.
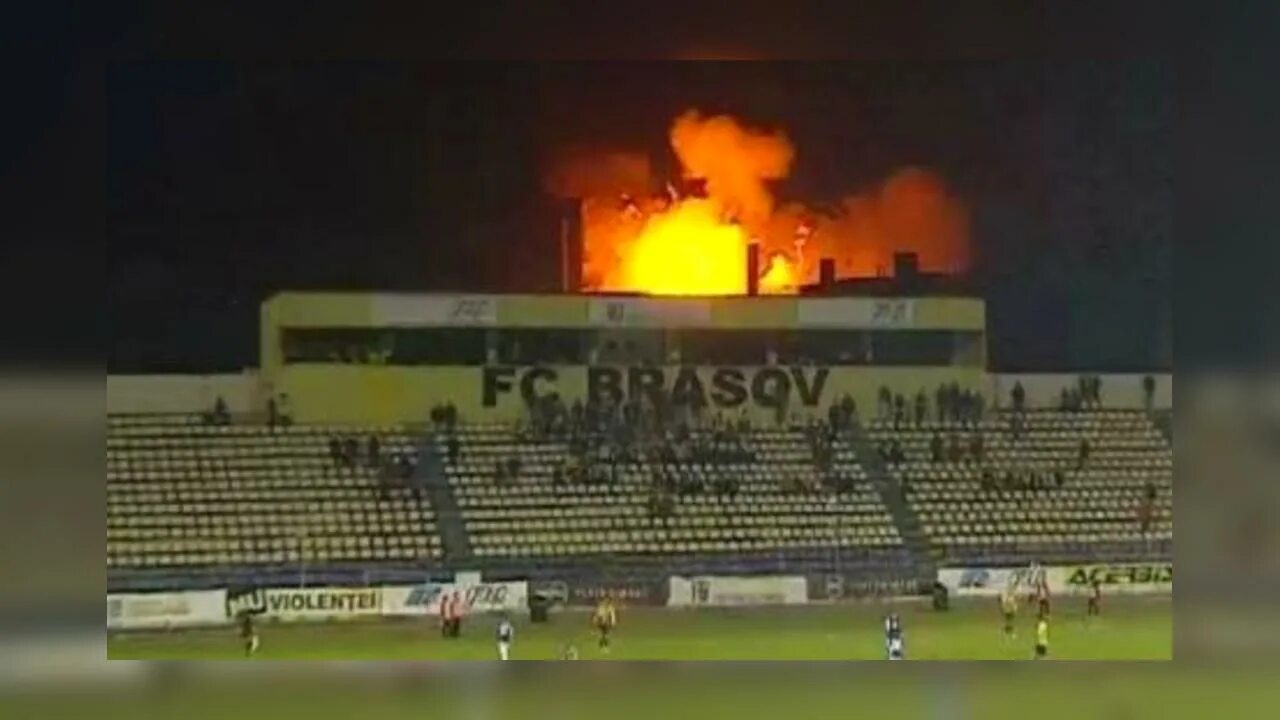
[872,381,1109,502]
[502,389,872,521]
[327,432,421,499]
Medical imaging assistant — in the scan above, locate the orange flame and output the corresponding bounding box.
[546,110,969,296]
[759,253,798,294]
[621,199,749,295]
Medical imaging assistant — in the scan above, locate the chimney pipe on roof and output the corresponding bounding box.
[746,243,760,296]
[559,198,583,293]
[893,252,919,282]
[819,257,836,289]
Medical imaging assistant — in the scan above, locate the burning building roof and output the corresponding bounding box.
[545,110,971,296]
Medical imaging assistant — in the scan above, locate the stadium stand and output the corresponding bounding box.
[107,413,442,572]
[107,409,1172,579]
[448,424,902,560]
[863,408,1172,565]
[107,406,1171,589]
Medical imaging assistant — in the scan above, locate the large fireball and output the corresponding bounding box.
[545,110,970,295]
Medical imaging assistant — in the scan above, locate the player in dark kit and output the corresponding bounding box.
[884,612,904,660]
[495,614,514,661]
[1086,579,1102,618]
[239,612,259,657]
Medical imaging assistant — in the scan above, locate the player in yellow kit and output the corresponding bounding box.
[999,589,1018,639]
[1034,616,1050,659]
[592,596,618,654]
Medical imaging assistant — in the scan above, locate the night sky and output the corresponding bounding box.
[104,13,1172,374]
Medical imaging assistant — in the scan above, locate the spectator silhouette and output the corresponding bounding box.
[344,437,360,467]
[211,396,230,425]
[970,432,985,464]
[841,394,855,423]
[1011,381,1026,413]
[447,434,461,466]
[283,394,294,421]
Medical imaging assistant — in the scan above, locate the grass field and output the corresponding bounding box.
[107,595,1170,660]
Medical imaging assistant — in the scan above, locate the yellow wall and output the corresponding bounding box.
[710,297,798,328]
[107,372,261,415]
[912,297,985,330]
[496,295,587,326]
[276,364,992,426]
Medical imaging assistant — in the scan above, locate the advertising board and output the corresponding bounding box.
[667,576,808,608]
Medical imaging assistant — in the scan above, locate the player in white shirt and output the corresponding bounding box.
[496,615,514,661]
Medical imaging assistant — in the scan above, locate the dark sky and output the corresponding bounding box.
[103,13,1172,374]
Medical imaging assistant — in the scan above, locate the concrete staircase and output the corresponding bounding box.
[413,433,472,562]
[845,418,937,583]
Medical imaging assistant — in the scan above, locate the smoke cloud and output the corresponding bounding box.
[669,110,794,227]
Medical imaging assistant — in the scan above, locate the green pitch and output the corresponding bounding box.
[108,595,1170,660]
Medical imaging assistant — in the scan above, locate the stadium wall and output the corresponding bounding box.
[260,292,986,332]
[272,364,992,425]
[107,372,261,415]
[259,292,987,375]
[991,373,1172,410]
